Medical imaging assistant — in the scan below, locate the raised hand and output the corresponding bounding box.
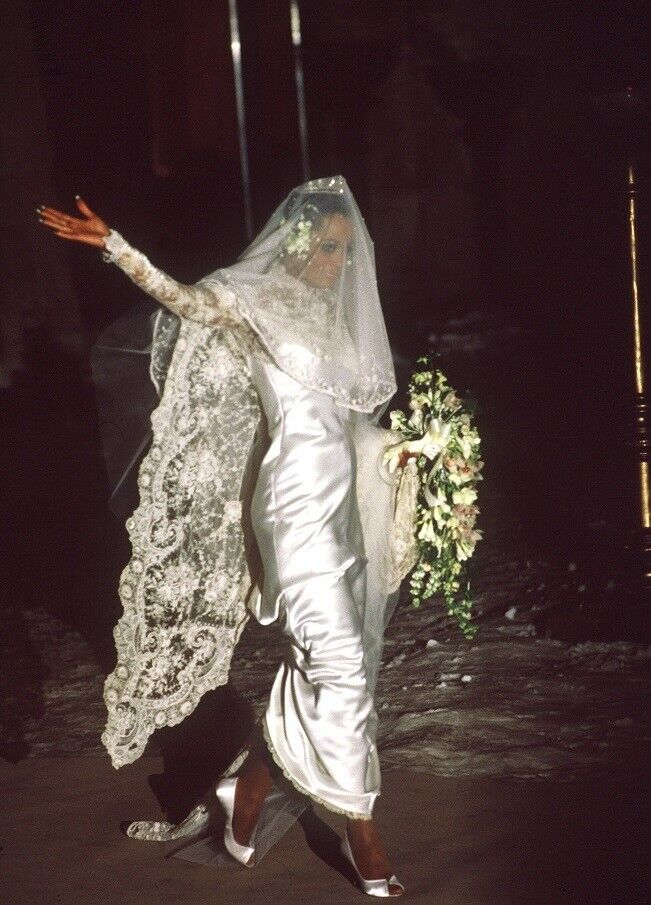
[37,196,110,248]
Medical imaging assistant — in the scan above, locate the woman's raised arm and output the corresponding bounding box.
[37,197,242,330]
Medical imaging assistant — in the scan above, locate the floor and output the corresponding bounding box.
[0,755,645,905]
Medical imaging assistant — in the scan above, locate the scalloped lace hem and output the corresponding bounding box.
[261,716,374,821]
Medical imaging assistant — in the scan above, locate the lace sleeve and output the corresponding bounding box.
[102,229,243,330]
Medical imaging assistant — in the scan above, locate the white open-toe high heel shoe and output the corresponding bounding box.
[214,774,309,868]
[125,774,308,868]
[215,776,257,867]
[340,832,405,897]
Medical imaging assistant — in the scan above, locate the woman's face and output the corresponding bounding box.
[286,212,352,289]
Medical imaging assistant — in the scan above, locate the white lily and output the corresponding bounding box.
[424,417,452,456]
[452,486,477,505]
[408,407,424,430]
[403,417,452,462]
[418,519,438,543]
[458,431,480,459]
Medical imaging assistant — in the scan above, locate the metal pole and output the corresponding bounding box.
[592,85,649,625]
[625,148,650,589]
[228,0,253,239]
[290,0,310,181]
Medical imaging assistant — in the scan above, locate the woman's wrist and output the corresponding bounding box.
[101,228,128,263]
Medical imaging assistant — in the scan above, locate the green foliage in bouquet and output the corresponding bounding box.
[383,353,483,639]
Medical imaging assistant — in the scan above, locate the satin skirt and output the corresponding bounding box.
[247,355,380,819]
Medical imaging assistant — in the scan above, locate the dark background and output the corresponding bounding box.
[1,0,648,673]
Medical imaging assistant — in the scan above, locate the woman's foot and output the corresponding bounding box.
[230,751,273,847]
[346,817,404,896]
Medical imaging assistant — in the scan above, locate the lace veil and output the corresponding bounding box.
[201,175,397,416]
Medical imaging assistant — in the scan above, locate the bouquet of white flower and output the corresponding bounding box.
[383,353,483,639]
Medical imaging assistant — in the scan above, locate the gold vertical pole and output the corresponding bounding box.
[627,162,649,522]
[624,107,650,590]
[592,85,648,628]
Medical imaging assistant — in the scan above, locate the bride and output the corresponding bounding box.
[38,176,418,896]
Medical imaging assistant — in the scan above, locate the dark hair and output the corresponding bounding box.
[283,190,349,224]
